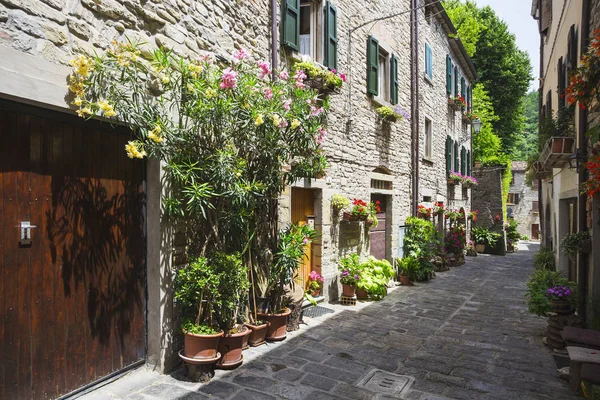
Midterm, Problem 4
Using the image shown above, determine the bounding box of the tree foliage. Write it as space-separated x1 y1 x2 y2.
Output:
472 83 501 163
513 91 539 160
444 1 533 153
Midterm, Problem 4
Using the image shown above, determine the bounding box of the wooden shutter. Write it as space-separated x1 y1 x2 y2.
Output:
541 0 552 35
466 85 470 111
546 91 552 118
324 1 338 69
446 55 452 95
390 54 398 105
558 57 566 108
461 77 466 98
454 140 459 172
567 25 577 69
461 146 466 175
282 0 300 50
367 36 379 96
425 43 432 79
467 150 471 175
445 136 452 173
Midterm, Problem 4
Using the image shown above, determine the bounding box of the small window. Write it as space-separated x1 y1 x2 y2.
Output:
424 118 432 159
299 0 320 59
532 201 539 211
378 48 390 102
533 180 539 190
507 193 520 205
425 43 432 80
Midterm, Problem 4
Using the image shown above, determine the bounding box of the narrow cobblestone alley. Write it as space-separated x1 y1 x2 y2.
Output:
79 243 575 400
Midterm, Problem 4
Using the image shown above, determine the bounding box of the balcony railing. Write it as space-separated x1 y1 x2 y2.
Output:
540 137 575 169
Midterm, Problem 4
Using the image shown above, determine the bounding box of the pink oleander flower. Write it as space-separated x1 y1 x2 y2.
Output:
220 67 237 89
279 70 289 80
282 99 292 111
278 118 288 128
303 237 309 245
264 87 274 100
233 48 250 61
309 270 324 283
294 69 307 88
316 126 327 144
311 106 324 116
340 73 347 82
258 61 271 79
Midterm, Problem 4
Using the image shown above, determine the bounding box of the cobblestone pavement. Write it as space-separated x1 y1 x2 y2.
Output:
77 242 576 400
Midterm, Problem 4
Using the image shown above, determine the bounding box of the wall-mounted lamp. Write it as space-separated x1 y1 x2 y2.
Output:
472 118 482 134
568 148 587 172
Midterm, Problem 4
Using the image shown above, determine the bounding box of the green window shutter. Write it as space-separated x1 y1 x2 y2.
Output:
467 150 471 175
446 55 452 95
367 36 379 96
425 43 432 79
461 146 466 175
445 136 452 173
466 85 470 111
461 77 466 98
323 1 338 69
282 0 300 50
453 66 458 97
390 54 398 105
454 141 459 172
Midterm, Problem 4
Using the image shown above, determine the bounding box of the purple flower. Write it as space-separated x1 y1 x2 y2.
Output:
354 275 360 280
341 270 349 276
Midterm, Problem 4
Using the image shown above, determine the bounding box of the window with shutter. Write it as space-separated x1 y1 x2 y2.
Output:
282 0 300 51
460 146 466 175
541 0 552 35
460 77 466 99
390 54 398 105
323 1 338 69
425 43 432 80
445 136 452 173
546 91 552 118
446 55 452 95
453 66 458 97
467 151 471 175
454 141 459 172
367 36 379 96
558 57 566 108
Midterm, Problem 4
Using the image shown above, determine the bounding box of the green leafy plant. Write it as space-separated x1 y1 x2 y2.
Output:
560 231 591 258
505 219 521 243
211 252 249 333
525 269 575 316
356 257 395 300
376 106 402 122
338 253 361 286
397 257 419 281
534 247 556 270
294 60 345 90
472 226 501 247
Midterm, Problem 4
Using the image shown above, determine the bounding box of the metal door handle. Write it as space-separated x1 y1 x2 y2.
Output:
20 221 36 244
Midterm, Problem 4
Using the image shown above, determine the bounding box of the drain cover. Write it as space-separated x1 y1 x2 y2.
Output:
357 369 414 395
302 305 335 318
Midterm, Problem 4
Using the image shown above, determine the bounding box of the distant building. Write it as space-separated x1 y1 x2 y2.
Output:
507 161 540 240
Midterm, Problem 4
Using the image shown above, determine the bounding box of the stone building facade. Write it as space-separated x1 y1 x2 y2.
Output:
0 0 475 396
507 161 540 239
531 0 600 329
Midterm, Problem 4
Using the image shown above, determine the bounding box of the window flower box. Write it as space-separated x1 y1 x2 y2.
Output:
540 137 575 169
294 61 345 95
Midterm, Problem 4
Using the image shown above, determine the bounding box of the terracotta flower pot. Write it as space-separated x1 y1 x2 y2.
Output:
216 326 249 369
551 299 572 315
258 308 291 341
343 211 359 221
475 244 486 253
356 288 369 299
241 326 251 350
183 330 224 360
341 284 356 297
245 322 269 347
399 275 411 285
310 288 321 297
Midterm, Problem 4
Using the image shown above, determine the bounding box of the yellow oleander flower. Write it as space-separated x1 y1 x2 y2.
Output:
82 107 92 115
205 88 217 98
125 141 146 159
272 114 281 127
97 100 110 111
291 119 301 129
254 114 264 126
243 101 251 109
161 75 170 84
70 55 93 77
187 83 194 93
151 125 161 134
104 107 116 117
73 97 82 106
148 131 163 143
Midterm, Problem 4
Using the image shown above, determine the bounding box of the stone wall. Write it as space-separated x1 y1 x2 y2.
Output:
508 167 540 239
472 166 506 255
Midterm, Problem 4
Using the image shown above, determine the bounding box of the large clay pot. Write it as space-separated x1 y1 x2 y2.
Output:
342 284 356 297
399 275 411 285
258 308 291 341
183 330 224 360
241 326 251 350
245 322 269 347
343 212 359 221
551 300 572 315
475 244 486 254
216 326 249 369
356 288 369 299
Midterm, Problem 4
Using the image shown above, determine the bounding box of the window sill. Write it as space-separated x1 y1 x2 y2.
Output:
288 51 325 70
421 158 434 166
423 74 433 86
372 96 394 110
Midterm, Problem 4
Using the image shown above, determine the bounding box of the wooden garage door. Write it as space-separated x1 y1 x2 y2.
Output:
0 101 146 400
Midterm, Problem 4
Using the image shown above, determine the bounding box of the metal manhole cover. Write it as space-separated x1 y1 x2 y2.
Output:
356 369 414 395
302 305 335 318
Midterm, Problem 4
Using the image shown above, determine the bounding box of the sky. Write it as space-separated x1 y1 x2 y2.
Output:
474 0 540 92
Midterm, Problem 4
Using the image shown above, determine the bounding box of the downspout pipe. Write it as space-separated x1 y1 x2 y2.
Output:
410 0 420 216
271 0 278 80
578 0 591 323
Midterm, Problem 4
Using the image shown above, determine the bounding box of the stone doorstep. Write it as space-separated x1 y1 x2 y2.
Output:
567 347 600 365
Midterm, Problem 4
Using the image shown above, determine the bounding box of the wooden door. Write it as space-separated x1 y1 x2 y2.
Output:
531 224 539 240
369 194 387 260
291 188 314 289
0 101 146 400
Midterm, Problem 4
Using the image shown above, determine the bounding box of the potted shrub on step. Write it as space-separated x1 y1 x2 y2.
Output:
174 257 223 364
472 226 500 253
306 270 324 297
397 257 418 285
338 253 361 297
546 285 576 315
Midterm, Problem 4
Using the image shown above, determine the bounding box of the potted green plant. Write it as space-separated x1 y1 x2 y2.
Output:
505 219 521 252
338 253 361 297
211 253 250 369
258 223 317 341
294 61 345 94
330 194 350 216
472 226 500 253
447 171 463 185
546 285 576 315
306 270 324 297
174 257 223 364
376 106 402 122
397 257 418 285
344 198 369 221
560 231 591 258
356 257 395 299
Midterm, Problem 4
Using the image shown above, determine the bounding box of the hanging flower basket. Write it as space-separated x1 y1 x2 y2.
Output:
304 76 341 95
343 211 359 221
